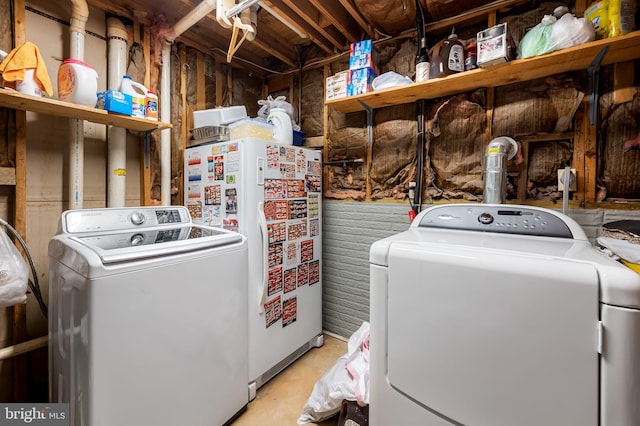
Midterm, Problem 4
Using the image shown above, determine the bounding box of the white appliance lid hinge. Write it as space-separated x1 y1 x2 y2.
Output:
597 321 604 354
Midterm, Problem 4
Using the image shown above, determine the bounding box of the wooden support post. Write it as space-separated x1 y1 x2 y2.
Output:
574 99 597 202
215 61 223 106
323 64 330 196
226 66 233 105
196 52 206 110
140 25 152 205
12 0 27 403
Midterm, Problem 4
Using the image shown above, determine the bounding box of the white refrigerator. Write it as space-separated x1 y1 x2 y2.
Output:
184 137 323 398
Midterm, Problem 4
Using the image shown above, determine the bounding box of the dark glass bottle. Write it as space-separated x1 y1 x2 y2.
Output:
416 36 430 82
415 0 430 82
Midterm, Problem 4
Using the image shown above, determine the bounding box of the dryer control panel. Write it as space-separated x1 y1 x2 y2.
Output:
416 204 578 239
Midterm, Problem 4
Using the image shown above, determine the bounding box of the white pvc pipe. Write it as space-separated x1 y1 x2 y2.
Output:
107 17 128 207
69 0 88 209
169 0 217 42
160 42 171 205
158 0 220 204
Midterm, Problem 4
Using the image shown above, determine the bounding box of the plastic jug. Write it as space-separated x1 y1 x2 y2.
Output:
15 68 40 96
145 91 158 121
58 59 98 106
120 75 147 118
267 107 293 145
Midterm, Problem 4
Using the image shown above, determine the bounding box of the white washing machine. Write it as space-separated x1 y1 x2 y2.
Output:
369 204 640 426
49 206 248 426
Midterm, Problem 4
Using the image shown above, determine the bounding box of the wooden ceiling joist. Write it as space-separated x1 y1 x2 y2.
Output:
309 0 362 43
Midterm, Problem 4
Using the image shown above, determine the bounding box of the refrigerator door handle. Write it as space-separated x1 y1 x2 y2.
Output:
258 201 268 314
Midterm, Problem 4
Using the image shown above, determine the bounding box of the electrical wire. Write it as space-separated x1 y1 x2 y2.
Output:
0 218 48 319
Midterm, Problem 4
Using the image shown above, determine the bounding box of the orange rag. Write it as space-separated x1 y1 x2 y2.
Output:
0 41 53 96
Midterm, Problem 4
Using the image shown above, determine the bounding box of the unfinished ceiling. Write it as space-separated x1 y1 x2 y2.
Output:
80 0 541 76
83 0 422 74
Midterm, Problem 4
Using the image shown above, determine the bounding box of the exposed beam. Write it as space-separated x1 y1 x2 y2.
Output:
251 36 298 68
178 32 267 78
279 0 346 49
309 0 361 42
262 0 338 54
337 0 376 39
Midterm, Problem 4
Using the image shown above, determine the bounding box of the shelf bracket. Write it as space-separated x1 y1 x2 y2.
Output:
358 100 373 148
587 46 609 126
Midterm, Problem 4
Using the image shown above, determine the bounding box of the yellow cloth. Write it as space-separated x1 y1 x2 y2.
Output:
0 41 53 96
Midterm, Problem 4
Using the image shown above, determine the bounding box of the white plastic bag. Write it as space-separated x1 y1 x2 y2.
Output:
0 227 28 308
372 71 412 91
297 322 370 424
518 14 595 58
257 95 293 118
551 13 596 50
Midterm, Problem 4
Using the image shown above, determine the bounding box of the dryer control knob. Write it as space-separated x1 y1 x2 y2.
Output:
478 212 494 225
130 212 146 225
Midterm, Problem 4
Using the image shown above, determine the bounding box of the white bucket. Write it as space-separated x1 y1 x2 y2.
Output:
58 59 98 106
16 69 41 96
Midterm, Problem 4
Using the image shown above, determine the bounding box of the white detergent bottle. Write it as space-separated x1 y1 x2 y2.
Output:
267 107 293 145
120 75 147 118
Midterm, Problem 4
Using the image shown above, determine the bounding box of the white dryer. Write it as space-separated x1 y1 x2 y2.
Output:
49 206 248 426
369 204 640 426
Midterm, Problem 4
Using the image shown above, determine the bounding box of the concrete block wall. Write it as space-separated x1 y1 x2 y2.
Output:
321 201 639 339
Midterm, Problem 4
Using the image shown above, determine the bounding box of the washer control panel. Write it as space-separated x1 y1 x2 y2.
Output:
417 204 575 238
63 206 191 234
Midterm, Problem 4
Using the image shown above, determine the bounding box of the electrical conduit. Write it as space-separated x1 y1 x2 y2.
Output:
69 0 89 209
107 17 128 207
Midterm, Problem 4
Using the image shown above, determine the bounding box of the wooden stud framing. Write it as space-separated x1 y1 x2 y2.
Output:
215 61 224 106
140 24 152 205
12 0 27 403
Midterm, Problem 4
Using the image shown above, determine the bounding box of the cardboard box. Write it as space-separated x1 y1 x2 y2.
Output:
349 39 380 73
477 23 509 67
96 90 132 115
326 71 349 101
348 67 377 96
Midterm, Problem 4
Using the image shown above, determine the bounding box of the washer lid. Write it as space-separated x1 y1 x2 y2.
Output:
71 225 243 264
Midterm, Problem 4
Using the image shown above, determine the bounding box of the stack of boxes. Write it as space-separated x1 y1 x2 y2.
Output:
325 39 380 100
348 39 379 96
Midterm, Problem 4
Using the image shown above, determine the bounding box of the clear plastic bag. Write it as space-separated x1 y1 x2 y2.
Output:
0 226 28 308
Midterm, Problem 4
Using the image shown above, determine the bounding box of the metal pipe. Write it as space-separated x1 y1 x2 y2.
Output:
483 136 518 204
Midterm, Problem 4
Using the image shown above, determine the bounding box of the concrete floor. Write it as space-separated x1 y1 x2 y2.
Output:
231 334 348 426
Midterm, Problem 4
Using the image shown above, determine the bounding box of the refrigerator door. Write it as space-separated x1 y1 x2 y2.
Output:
184 139 323 391
243 140 323 389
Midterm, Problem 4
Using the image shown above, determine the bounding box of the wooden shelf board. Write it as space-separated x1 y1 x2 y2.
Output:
326 31 640 113
0 89 172 132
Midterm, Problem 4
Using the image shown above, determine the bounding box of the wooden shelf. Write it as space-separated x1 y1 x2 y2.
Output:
0 89 172 132
326 31 640 113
